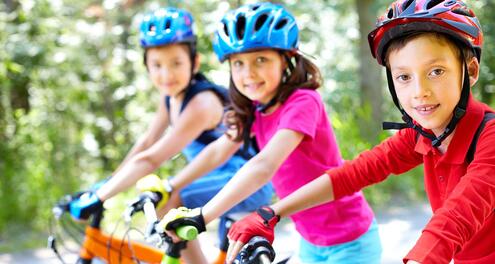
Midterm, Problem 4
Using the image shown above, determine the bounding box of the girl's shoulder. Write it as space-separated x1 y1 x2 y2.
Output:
186 74 228 105
284 88 323 108
287 88 321 101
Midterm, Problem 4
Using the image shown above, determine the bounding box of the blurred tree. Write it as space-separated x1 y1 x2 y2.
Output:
473 0 495 105
355 0 384 144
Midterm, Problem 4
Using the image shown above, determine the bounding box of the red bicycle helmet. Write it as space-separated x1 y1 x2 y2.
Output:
368 0 483 66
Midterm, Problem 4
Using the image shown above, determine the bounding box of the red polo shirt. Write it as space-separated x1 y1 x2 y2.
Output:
327 96 495 263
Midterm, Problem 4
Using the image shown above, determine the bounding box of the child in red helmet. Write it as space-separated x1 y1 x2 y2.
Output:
225 0 495 263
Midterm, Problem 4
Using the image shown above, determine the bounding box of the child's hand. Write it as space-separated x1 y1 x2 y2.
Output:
136 174 171 209
68 192 103 221
156 207 206 242
226 206 280 263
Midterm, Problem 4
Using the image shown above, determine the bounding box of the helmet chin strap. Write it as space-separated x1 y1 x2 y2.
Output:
383 61 470 148
174 44 198 99
255 53 295 113
255 97 278 113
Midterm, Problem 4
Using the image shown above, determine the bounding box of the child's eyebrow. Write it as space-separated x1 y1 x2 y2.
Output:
390 65 409 71
424 57 448 65
391 57 448 71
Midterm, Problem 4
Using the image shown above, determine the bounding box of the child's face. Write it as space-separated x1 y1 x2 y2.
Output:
229 49 286 104
146 44 194 96
388 34 468 136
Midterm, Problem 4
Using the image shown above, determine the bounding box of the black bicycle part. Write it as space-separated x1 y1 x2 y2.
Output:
126 191 163 217
49 192 105 264
126 191 189 260
237 236 276 264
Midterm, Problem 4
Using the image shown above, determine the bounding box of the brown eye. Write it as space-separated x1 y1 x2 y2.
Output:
231 60 242 68
396 74 410 82
256 57 267 63
430 69 444 77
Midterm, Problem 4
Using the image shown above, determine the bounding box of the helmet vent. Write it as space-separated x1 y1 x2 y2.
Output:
149 24 156 33
222 22 229 37
255 14 269 32
444 0 456 7
387 8 394 19
452 7 474 17
164 19 171 31
236 16 247 40
251 4 261 11
402 0 415 11
425 0 443 10
275 18 288 30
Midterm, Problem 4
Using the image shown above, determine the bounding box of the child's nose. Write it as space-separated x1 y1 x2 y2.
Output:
413 78 431 99
159 68 172 79
241 64 255 78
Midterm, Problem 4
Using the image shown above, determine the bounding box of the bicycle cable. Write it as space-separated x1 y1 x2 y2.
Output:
48 216 68 264
107 216 123 264
60 216 84 245
121 226 145 264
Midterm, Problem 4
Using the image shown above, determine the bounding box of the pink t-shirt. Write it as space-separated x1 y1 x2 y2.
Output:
252 89 374 246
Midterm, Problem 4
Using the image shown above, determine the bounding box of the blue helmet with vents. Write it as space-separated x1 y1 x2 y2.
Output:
140 7 196 48
213 2 299 62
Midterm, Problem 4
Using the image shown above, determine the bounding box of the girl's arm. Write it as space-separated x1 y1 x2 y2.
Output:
114 93 169 173
169 134 242 191
202 129 304 223
271 172 334 218
271 127 423 217
96 91 224 201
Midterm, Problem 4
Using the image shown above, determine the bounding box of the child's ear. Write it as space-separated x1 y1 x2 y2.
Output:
467 57 480 87
193 54 201 74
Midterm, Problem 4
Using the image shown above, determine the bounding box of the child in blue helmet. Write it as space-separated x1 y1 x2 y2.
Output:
68 7 273 263
158 2 382 264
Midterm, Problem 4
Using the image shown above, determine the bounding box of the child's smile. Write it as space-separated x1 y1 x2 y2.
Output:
413 103 440 116
243 81 264 93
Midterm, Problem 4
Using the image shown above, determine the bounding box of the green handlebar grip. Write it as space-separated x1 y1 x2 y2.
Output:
176 225 198 240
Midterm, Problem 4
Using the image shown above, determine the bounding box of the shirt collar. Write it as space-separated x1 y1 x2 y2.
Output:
414 95 486 164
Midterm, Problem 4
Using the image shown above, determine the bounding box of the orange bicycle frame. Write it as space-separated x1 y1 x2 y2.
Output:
79 226 163 264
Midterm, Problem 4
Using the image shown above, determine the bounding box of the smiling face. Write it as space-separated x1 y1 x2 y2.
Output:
388 33 476 136
229 49 287 104
145 44 196 96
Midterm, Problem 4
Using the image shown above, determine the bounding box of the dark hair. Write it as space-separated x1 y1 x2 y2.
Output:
225 51 322 142
384 31 476 67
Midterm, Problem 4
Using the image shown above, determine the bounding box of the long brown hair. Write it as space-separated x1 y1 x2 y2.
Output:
225 51 322 142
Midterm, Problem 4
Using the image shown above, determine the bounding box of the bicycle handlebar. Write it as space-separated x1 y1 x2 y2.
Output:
52 193 79 219
258 254 272 264
236 236 276 264
124 191 162 221
127 191 198 242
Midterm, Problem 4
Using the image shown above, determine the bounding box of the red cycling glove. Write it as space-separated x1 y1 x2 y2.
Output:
227 206 280 244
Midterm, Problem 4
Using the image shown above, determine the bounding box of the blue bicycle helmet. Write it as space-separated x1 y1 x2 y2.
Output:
213 2 299 62
140 7 196 48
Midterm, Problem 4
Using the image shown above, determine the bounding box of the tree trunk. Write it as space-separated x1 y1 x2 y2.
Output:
355 0 384 144
3 0 19 12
